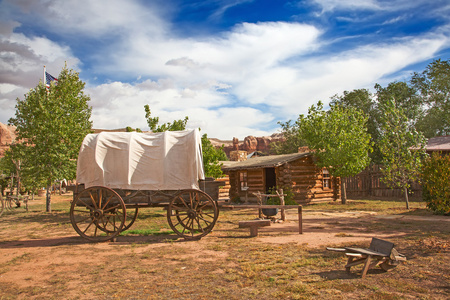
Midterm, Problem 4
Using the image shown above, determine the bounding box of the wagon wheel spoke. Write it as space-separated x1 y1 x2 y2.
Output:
175 195 190 210
76 197 95 211
70 186 126 242
170 205 189 212
82 219 96 234
101 195 114 210
88 192 99 210
103 204 122 212
167 189 219 240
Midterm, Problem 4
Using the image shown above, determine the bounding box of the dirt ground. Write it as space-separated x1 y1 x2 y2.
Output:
0 194 449 299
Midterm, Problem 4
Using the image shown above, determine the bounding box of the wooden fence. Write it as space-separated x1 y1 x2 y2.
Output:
343 165 422 199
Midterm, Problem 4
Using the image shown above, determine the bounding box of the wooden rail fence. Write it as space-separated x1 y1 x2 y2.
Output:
343 165 422 199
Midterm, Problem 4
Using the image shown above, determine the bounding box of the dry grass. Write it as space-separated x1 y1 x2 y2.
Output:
0 194 448 299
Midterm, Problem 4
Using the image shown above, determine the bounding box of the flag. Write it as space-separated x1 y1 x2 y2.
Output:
45 72 58 88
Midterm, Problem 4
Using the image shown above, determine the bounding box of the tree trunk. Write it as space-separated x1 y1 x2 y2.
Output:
404 186 410 210
341 181 347 204
46 186 51 212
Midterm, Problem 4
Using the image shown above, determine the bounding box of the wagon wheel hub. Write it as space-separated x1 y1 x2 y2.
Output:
92 209 104 219
187 209 197 219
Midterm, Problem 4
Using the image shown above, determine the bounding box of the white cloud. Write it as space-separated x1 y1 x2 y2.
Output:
1 0 449 140
0 20 80 123
309 0 381 13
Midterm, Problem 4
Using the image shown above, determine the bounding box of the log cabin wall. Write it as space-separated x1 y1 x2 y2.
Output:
227 169 264 202
225 154 340 204
277 155 340 204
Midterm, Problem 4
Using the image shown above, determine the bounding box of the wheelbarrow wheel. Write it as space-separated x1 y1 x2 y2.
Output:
380 260 398 271
70 186 126 242
167 189 219 240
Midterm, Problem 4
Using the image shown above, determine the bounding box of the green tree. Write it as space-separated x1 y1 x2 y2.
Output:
377 99 426 209
271 120 306 154
330 89 382 163
374 82 423 124
411 59 450 137
201 134 227 178
0 147 18 196
297 102 372 203
144 105 188 132
8 65 92 212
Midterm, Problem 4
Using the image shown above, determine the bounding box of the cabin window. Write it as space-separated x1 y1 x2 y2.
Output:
322 168 331 189
239 171 248 190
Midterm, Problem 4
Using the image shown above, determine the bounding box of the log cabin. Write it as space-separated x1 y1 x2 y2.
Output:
221 151 340 204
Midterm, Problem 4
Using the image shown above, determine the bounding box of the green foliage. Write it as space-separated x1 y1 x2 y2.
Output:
126 126 142 132
297 101 372 178
411 59 450 137
144 104 188 132
266 186 296 205
271 120 305 154
377 98 426 208
330 89 382 164
374 81 423 123
8 65 92 210
201 133 227 178
421 152 450 214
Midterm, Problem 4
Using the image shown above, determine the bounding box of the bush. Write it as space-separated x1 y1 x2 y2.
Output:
421 152 450 215
267 186 296 205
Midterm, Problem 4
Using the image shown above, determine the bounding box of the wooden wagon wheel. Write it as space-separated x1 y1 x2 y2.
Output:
70 186 126 242
167 189 219 240
96 206 138 233
120 207 139 232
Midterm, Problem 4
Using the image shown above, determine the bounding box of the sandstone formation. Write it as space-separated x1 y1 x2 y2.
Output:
210 133 284 158
0 122 17 158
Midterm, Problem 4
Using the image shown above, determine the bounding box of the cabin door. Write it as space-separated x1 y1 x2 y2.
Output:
265 167 276 193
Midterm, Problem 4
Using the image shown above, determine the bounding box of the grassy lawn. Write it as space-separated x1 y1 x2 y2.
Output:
0 194 448 299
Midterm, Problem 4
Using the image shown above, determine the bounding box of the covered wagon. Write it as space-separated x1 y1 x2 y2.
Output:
70 129 219 242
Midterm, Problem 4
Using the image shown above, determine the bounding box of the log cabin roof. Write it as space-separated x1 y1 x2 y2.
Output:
426 135 450 151
221 152 311 171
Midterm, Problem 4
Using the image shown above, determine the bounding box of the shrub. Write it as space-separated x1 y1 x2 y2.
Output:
421 152 450 215
267 186 296 205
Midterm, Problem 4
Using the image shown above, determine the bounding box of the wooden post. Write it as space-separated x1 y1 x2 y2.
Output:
298 205 303 234
277 189 286 221
254 191 263 218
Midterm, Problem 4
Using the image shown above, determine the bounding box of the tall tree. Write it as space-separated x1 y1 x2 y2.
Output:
374 81 423 125
297 102 372 203
411 59 450 137
9 65 92 212
330 89 381 163
377 99 426 209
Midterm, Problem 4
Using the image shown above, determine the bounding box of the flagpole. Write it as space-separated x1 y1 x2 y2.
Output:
43 65 46 87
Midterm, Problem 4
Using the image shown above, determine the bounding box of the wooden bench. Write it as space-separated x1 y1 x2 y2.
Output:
239 220 271 237
327 238 406 278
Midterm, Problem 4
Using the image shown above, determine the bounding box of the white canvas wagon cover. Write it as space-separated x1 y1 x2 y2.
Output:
76 129 205 190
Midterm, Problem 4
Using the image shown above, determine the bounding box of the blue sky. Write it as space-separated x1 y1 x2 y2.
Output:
1 0 449 139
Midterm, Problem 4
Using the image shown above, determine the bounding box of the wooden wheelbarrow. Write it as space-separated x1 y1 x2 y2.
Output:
327 238 406 278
